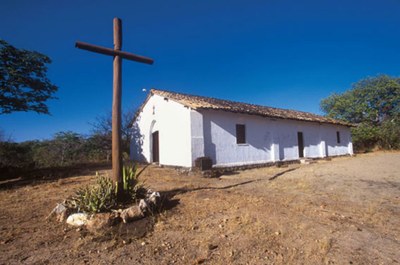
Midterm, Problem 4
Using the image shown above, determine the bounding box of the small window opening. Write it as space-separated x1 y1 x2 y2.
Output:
236 124 246 144
336 131 341 144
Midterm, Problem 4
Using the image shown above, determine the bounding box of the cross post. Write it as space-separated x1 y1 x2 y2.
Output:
75 18 153 198
112 18 122 196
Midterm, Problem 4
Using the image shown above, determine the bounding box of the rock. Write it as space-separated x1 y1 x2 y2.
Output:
115 190 161 224
208 244 218 250
144 191 161 213
120 205 145 223
139 199 149 214
66 213 88 227
47 203 70 222
197 258 207 264
86 213 117 233
58 210 70 222
147 191 161 206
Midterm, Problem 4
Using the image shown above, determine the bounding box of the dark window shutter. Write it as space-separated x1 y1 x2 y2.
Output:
236 124 246 144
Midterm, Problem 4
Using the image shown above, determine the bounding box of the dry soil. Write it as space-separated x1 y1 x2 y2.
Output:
0 151 399 264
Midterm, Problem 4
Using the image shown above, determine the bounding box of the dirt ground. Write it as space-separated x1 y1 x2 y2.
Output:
0 152 399 264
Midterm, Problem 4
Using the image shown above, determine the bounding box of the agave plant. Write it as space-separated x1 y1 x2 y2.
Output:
66 165 146 213
66 172 117 213
122 163 146 201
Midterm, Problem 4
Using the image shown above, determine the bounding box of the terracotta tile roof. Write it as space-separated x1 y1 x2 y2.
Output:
144 88 352 126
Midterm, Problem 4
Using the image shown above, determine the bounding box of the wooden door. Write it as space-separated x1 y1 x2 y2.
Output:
152 131 159 163
297 132 304 158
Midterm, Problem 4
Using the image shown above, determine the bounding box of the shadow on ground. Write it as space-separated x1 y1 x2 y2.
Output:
162 167 298 199
0 162 111 190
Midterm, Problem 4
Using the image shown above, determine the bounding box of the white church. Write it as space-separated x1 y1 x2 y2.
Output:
131 89 353 168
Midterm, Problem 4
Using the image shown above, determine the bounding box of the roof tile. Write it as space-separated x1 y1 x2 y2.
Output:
147 88 352 126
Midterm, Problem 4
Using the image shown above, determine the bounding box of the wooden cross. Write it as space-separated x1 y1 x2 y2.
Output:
75 18 153 196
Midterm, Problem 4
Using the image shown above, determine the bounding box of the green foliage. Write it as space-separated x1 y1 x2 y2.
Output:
321 75 400 125
351 117 400 150
53 131 85 166
0 129 129 172
0 39 58 114
378 116 400 149
122 163 146 201
0 106 137 171
32 131 85 167
350 124 380 151
83 133 112 162
321 75 400 151
66 165 145 213
0 141 34 168
66 173 117 213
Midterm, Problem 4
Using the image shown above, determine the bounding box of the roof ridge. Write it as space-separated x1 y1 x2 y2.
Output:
151 88 302 112
149 88 352 126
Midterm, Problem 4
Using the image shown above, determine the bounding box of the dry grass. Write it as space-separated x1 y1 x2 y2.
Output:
0 151 399 264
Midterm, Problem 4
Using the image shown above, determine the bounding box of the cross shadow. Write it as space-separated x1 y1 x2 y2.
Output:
268 167 297 180
135 164 149 178
161 167 298 200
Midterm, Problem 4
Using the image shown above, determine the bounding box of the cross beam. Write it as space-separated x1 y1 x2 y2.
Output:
75 18 153 197
75 41 153 64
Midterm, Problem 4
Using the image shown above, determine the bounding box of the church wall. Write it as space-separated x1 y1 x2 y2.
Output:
131 94 192 167
198 109 352 167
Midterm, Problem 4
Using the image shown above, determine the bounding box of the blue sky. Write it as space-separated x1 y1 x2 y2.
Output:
1 0 399 142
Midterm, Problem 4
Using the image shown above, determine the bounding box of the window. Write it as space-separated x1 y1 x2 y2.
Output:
236 124 246 144
336 131 341 144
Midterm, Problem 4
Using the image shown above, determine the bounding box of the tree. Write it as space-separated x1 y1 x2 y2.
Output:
0 39 58 114
321 75 400 124
83 133 112 161
0 141 34 169
32 132 85 167
321 75 400 150
53 131 85 165
90 109 136 157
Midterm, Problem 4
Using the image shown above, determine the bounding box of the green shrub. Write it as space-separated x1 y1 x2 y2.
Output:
351 116 400 152
121 163 146 201
351 123 380 151
66 165 146 214
379 117 400 149
0 141 34 168
66 173 117 213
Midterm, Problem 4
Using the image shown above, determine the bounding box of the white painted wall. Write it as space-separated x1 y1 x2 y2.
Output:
131 94 192 167
198 109 352 167
320 124 353 156
190 110 205 164
201 110 275 167
132 97 353 168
